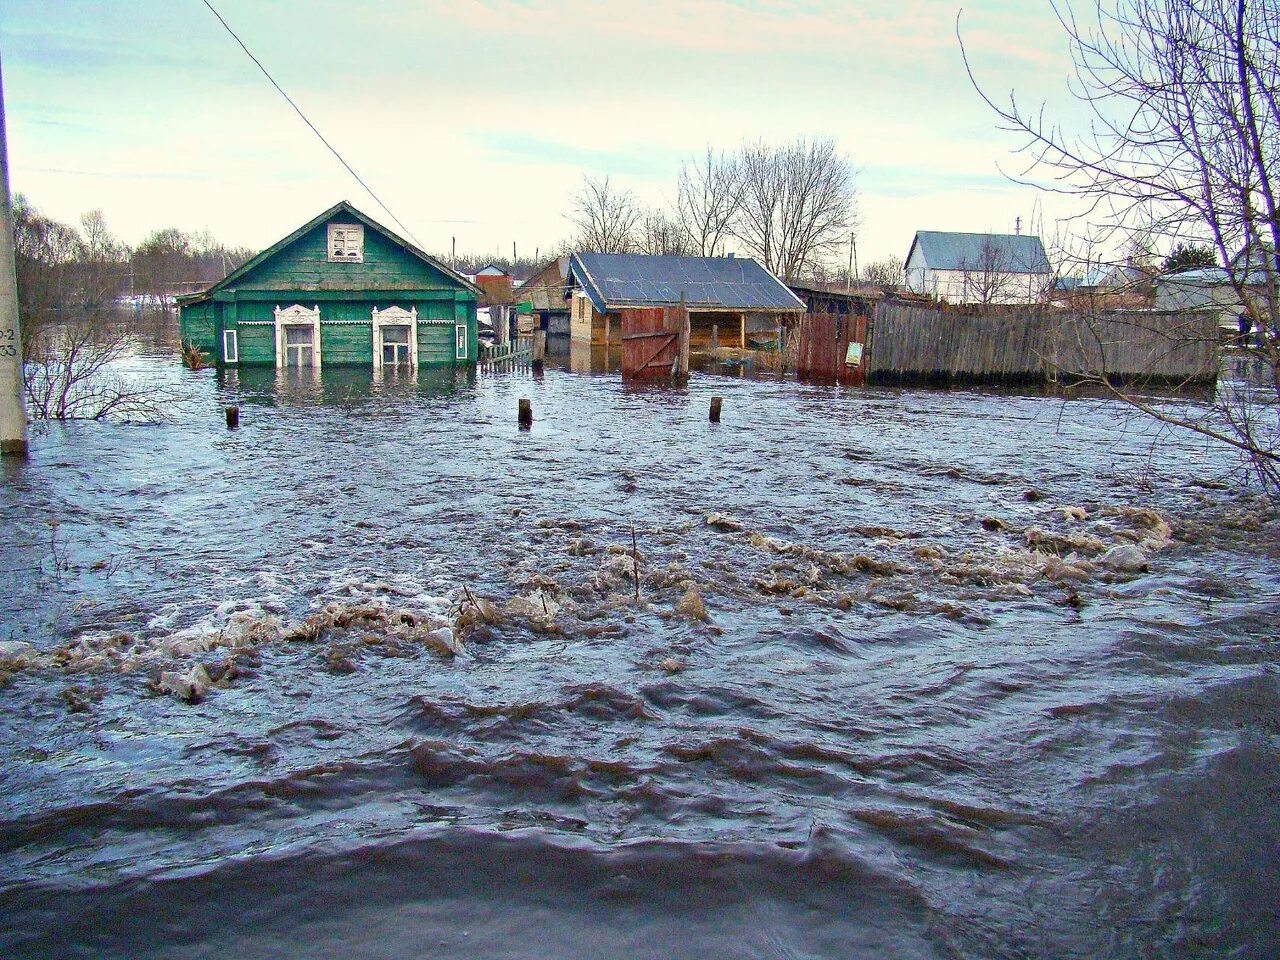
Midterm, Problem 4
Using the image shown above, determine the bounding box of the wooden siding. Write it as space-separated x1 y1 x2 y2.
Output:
180 301 217 357
232 215 461 293
179 210 477 367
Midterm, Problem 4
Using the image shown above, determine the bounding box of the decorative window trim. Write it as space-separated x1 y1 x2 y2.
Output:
327 223 364 263
455 322 468 361
273 303 322 369
223 328 239 364
372 305 419 371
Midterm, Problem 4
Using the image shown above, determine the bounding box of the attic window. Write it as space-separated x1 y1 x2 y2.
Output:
328 223 364 263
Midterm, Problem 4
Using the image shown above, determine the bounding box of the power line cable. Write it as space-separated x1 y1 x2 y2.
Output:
198 0 423 247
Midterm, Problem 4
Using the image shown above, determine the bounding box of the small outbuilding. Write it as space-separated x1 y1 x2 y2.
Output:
516 257 572 341
178 201 482 369
566 252 805 351
904 231 1051 305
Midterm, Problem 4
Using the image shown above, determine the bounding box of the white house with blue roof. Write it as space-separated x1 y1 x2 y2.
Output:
905 231 1053 304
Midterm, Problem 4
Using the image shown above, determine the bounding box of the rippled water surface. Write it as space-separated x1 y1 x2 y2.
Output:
1 351 1278 959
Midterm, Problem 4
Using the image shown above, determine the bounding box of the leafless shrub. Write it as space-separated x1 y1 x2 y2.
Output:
862 256 904 288
24 320 171 423
180 340 210 370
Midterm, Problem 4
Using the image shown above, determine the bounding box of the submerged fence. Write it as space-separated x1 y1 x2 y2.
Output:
864 303 1219 385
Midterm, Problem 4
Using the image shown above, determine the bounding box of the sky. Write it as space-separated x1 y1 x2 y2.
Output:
1 0 1093 267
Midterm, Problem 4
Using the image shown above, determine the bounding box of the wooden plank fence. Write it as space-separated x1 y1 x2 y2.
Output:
865 302 1218 385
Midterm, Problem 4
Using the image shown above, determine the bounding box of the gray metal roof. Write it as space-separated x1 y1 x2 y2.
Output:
909 231 1051 274
569 253 806 314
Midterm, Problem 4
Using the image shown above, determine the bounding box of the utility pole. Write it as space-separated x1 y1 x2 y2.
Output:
0 52 28 458
451 236 456 271
846 233 855 293
1015 216 1022 236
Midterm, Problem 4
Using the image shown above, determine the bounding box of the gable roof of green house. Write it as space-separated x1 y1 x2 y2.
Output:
178 200 482 306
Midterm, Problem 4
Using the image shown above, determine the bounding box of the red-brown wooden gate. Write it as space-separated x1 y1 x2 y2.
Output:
620 306 689 379
796 312 868 386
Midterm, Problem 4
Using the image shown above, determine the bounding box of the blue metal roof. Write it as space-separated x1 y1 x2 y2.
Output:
568 253 806 314
909 231 1051 274
1156 266 1270 285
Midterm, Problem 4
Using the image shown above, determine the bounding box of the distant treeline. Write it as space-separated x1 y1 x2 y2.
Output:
12 195 256 321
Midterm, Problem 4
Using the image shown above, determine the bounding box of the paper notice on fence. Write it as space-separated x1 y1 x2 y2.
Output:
845 342 864 366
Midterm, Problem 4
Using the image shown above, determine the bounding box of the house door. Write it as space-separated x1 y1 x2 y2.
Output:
381 325 411 366
284 324 316 367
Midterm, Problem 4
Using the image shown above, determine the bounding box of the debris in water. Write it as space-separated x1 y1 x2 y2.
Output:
1023 489 1045 502
705 513 744 532
157 663 212 704
60 685 104 713
674 585 709 621
424 627 465 657
1061 506 1088 521
1101 543 1149 573
1024 526 1107 555
0 641 36 670
1107 506 1174 550
980 517 1005 531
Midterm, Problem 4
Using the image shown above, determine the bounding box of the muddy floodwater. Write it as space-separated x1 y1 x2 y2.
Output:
1 351 1278 959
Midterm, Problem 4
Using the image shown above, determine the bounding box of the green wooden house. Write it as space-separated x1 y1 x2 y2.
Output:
178 201 482 369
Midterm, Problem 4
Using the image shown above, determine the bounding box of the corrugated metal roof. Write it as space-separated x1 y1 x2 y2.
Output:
910 231 1051 274
1155 266 1270 286
569 253 806 314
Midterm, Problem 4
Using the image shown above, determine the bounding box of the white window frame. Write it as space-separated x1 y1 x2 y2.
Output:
371 305 419 371
273 304 322 369
327 223 364 263
455 322 468 361
223 328 239 364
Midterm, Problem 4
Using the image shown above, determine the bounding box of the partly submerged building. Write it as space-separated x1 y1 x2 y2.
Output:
178 201 482 369
566 252 805 350
516 257 572 340
904 231 1052 304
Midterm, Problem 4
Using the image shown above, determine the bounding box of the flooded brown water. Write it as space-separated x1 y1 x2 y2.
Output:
0 349 1278 958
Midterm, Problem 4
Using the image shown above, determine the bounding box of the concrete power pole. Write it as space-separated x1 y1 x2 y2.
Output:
0 52 29 458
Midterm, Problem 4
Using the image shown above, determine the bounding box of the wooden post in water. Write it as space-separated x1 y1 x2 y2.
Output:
711 323 719 359
709 396 722 423
518 398 533 429
225 406 240 430
0 54 28 459
532 330 546 364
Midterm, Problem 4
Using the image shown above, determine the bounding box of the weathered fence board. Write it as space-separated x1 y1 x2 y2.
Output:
796 312 868 385
620 306 689 379
866 303 1218 385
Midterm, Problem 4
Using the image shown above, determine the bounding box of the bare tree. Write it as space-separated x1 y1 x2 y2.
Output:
675 148 741 256
79 210 128 312
732 137 856 282
862 256 905 287
568 175 642 253
637 208 692 257
957 240 1044 304
12 195 82 336
963 0 1280 490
